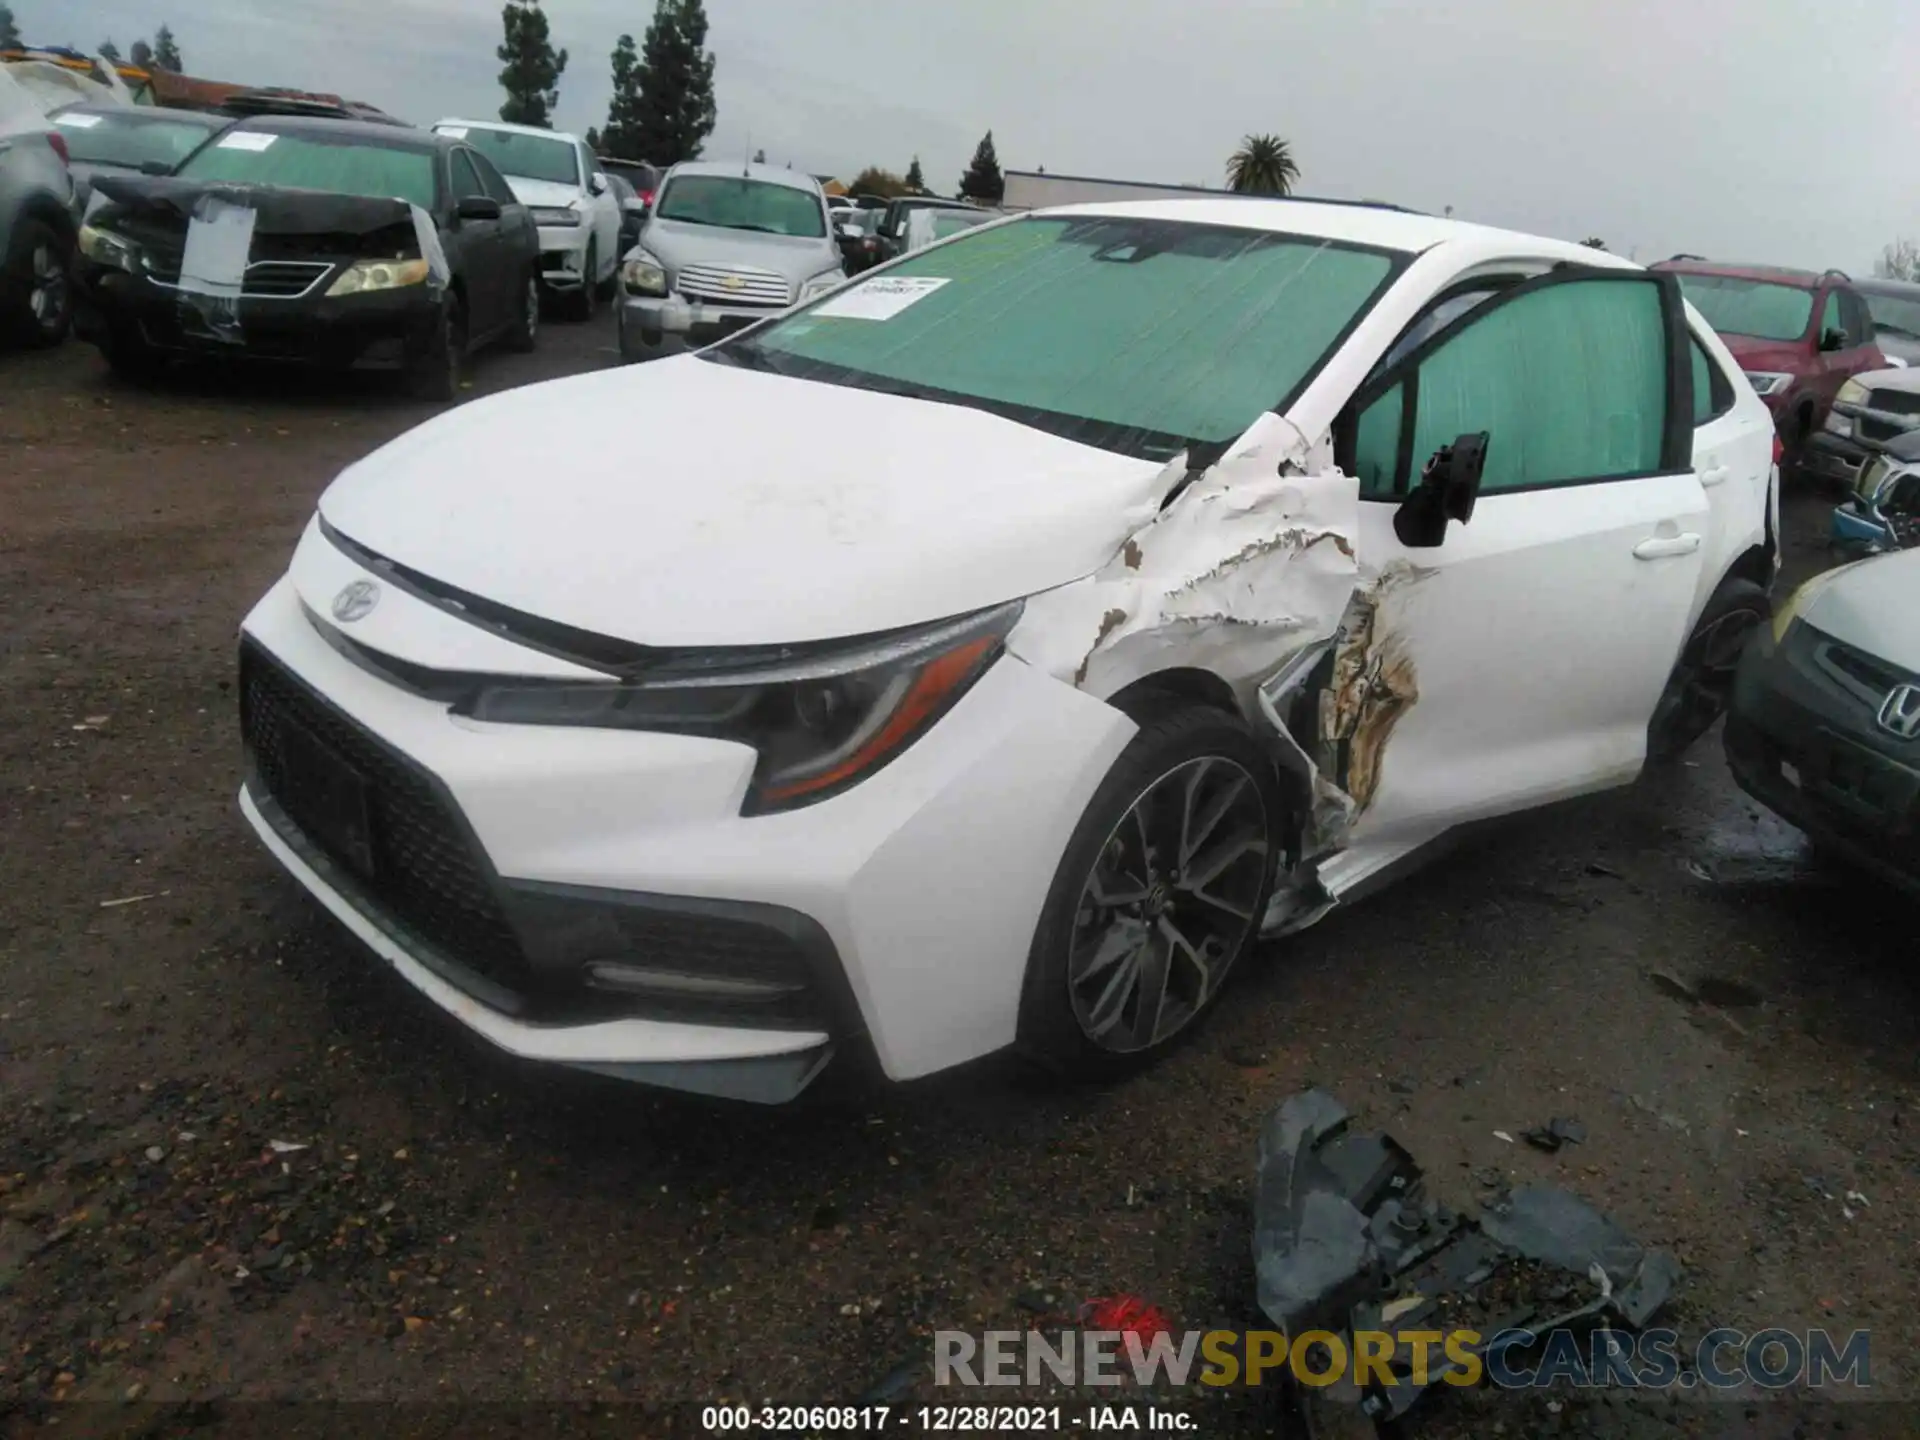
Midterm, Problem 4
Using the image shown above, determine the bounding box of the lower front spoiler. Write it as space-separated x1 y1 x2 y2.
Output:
238 783 835 1104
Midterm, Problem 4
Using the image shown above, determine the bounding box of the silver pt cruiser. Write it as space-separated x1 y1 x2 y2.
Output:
617 161 846 362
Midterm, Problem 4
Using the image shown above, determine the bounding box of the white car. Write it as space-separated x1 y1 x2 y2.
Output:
237 200 1779 1103
432 118 619 320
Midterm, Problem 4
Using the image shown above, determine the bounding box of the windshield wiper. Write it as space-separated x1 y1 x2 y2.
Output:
706 338 786 375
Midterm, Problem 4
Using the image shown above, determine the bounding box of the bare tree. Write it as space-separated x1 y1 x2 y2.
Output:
1878 238 1920 283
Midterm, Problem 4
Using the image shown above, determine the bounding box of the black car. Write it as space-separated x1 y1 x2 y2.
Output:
72 116 540 400
875 195 979 261
834 207 885 274
597 156 659 204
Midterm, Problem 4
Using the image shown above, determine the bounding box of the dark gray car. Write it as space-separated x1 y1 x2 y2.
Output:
0 67 78 346
50 103 229 207
1726 548 1920 898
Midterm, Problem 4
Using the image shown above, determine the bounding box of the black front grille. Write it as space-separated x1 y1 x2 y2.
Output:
1868 388 1920 417
239 640 532 990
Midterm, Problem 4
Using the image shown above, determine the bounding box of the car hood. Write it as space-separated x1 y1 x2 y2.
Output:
640 216 838 281
502 176 581 210
87 174 428 248
1852 364 1920 397
1719 334 1806 373
316 356 1172 649
1806 549 1920 673
1873 331 1920 366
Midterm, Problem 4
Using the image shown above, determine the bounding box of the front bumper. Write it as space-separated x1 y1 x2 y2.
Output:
235 527 1136 1099
536 224 591 290
1802 430 1869 488
74 263 440 367
618 291 784 357
1829 500 1898 552
1723 624 1920 901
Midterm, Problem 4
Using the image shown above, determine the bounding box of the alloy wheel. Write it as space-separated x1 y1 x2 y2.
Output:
1067 755 1269 1053
525 276 540 344
29 242 67 326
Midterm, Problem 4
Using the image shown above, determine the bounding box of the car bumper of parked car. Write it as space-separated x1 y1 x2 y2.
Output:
73 264 442 368
1829 500 1898 552
1723 624 1920 901
1801 430 1870 488
536 225 593 290
618 292 787 359
234 534 1136 1100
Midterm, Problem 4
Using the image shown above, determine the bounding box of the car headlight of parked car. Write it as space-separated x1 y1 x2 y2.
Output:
798 270 845 302
530 206 581 227
620 252 667 297
1771 562 1863 643
461 600 1022 814
1835 378 1870 408
326 259 431 298
77 222 141 272
1744 372 1792 398
1853 453 1908 509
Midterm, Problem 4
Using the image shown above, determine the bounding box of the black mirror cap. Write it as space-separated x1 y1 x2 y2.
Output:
456 195 503 221
139 159 173 176
1393 432 1490 548
1820 328 1848 352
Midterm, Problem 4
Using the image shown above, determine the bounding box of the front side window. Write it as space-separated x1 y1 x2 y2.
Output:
653 176 827 238
1350 276 1672 497
459 127 579 186
449 150 486 202
1673 273 1813 343
726 215 1400 460
1820 291 1843 344
467 150 518 206
176 131 437 209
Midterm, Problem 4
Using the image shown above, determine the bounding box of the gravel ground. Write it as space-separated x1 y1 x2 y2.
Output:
2 317 1916 1439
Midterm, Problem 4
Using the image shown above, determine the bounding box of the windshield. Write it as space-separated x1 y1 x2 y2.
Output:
723 215 1398 460
1863 291 1920 340
459 127 578 186
1672 273 1814 343
177 130 437 208
654 175 826 237
53 108 219 170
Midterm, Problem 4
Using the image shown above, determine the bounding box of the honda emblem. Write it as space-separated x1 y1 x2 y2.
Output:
1878 683 1920 740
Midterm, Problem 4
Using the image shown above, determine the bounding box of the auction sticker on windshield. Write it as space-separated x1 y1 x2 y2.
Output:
216 132 278 152
814 276 949 321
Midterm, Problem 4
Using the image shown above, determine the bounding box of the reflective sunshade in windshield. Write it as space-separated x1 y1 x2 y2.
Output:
177 131 437 209
461 127 578 185
53 109 220 170
1672 274 1814 343
730 216 1398 460
655 176 826 238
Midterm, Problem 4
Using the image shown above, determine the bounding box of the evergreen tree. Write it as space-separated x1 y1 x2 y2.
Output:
957 131 1002 203
585 126 602 151
130 38 153 67
904 156 925 193
599 34 643 157
628 0 717 166
99 39 122 62
151 23 181 70
497 1 567 128
0 6 23 48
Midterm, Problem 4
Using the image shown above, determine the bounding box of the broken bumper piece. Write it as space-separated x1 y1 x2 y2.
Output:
1253 1089 1680 1424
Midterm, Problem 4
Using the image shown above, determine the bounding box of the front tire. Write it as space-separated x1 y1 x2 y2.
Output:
1647 577 1772 761
1017 703 1283 1079
566 245 598 321
406 296 465 403
506 271 539 353
3 219 74 348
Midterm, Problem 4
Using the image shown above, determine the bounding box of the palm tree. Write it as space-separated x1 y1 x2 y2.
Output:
1225 135 1300 196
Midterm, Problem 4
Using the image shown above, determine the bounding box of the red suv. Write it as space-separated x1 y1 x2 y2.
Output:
1651 258 1884 466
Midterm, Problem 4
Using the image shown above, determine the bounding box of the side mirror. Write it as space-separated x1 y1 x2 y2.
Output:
1819 327 1847 352
139 159 172 176
1394 432 1489 548
589 173 610 196
456 195 502 221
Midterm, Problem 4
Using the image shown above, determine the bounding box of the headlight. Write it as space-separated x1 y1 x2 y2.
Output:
1887 355 1911 369
1836 378 1870 408
531 206 581 227
798 270 844 302
1772 563 1862 643
326 259 430 297
1745 372 1792 398
620 252 667 297
1855 453 1904 508
462 601 1021 813
77 222 140 272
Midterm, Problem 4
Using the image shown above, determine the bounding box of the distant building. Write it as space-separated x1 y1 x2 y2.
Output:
1001 169 1235 211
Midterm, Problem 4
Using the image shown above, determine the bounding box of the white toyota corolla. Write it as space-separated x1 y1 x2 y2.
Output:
238 199 1780 1102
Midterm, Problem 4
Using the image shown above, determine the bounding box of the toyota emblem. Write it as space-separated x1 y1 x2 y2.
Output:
1878 683 1920 741
331 579 381 624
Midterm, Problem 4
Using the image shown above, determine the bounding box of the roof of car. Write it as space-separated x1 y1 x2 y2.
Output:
55 100 224 125
1648 258 1840 289
664 159 823 194
435 116 584 145
227 114 445 151
1029 197 1638 266
1854 276 1920 298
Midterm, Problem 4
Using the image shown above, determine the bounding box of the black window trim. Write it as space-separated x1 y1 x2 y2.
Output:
1338 263 1694 500
1689 330 1736 425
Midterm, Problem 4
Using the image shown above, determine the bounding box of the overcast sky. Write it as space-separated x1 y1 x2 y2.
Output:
35 0 1920 270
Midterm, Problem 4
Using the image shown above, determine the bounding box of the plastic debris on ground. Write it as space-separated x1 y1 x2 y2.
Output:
1252 1088 1680 1426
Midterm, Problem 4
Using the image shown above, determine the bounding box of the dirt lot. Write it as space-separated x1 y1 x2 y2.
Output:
2 318 1916 1439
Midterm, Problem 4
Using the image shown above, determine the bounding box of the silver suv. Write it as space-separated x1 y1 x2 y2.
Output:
0 67 78 347
617 161 845 362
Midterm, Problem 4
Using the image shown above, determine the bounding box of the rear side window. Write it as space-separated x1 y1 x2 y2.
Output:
1690 337 1735 424
1351 277 1672 497
467 150 518 206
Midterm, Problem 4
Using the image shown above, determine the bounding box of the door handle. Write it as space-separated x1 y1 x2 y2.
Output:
1634 533 1703 560
1698 464 1730 487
